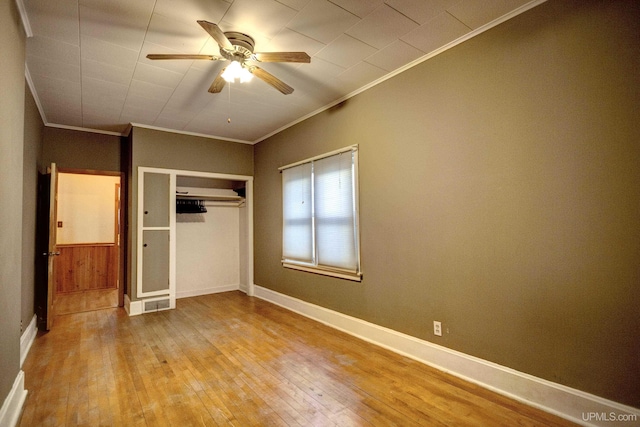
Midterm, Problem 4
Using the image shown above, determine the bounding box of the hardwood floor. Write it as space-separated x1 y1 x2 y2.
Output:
19 291 577 426
54 288 118 315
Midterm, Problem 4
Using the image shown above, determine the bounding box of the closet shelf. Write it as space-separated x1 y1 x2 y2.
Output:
177 193 243 201
176 187 244 205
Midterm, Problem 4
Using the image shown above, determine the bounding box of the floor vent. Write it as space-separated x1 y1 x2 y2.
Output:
142 297 171 313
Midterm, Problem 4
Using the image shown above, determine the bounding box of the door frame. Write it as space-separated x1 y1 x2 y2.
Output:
168 167 254 298
57 168 125 307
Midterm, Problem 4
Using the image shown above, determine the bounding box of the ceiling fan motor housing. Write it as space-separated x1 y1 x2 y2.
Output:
220 32 256 61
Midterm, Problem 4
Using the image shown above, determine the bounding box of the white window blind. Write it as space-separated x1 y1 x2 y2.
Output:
280 146 361 281
282 162 313 263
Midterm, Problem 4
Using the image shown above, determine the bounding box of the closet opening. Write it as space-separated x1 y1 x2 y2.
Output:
134 167 253 315
175 175 251 299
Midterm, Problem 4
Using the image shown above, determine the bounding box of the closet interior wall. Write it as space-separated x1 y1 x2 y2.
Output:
175 176 247 299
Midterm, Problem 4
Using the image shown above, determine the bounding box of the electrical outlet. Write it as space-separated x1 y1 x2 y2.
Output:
434 321 442 337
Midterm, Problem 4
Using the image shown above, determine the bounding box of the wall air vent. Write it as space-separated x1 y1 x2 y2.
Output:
142 297 171 313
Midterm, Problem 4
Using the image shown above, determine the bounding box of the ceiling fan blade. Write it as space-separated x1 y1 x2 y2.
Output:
251 66 294 95
208 68 227 93
147 54 218 60
254 52 311 63
197 20 233 50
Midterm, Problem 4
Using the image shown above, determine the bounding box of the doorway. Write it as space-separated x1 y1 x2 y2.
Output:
53 169 124 315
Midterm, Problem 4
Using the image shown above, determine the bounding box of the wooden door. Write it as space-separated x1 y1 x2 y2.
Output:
35 163 58 331
46 164 59 330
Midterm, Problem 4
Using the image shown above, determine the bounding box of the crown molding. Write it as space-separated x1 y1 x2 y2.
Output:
24 65 47 125
45 123 125 137
15 0 33 37
129 123 253 145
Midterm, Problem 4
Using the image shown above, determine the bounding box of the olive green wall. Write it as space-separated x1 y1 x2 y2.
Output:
42 127 121 172
131 127 253 175
22 85 44 334
0 0 25 404
253 0 639 407
128 126 253 300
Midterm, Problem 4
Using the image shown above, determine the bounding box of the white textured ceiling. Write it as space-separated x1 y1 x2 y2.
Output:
20 0 541 143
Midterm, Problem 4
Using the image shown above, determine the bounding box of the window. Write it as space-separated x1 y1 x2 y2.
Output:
280 146 361 281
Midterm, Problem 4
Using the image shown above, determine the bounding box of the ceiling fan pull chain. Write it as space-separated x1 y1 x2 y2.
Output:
227 82 232 124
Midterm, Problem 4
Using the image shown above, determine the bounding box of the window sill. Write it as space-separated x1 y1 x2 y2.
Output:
282 262 362 282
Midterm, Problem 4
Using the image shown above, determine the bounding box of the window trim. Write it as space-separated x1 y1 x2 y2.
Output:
278 145 358 172
282 261 363 281
279 145 362 281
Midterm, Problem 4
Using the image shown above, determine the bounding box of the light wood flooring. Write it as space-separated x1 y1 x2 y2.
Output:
19 291 578 426
54 288 118 315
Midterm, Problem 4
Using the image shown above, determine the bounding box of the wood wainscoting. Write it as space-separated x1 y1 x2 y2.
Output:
55 243 118 293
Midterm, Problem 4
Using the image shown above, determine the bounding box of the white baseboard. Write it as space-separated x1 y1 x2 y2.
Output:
253 285 639 427
239 282 248 294
176 284 239 299
124 294 142 316
0 371 27 427
20 314 37 368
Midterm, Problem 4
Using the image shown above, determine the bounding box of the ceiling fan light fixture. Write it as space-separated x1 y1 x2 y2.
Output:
240 66 253 83
222 60 253 83
149 22 305 94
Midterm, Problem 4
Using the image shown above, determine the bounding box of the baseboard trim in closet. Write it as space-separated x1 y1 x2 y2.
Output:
176 284 239 299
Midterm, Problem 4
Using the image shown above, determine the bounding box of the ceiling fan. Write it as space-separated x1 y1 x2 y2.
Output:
147 21 310 95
